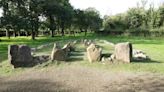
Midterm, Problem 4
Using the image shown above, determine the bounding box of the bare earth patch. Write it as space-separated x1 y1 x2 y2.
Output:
0 65 164 92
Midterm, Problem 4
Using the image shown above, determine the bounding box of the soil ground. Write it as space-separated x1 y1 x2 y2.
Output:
0 65 164 92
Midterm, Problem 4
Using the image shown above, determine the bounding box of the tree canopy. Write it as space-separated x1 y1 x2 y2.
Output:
0 0 164 39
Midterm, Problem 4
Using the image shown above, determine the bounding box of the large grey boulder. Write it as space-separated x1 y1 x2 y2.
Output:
87 44 102 63
8 45 34 67
114 42 132 63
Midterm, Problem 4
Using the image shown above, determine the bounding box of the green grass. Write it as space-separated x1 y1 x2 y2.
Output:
0 34 164 76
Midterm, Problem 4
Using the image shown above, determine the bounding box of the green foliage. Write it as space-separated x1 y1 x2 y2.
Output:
0 0 102 38
0 0 164 38
103 14 127 32
84 8 102 32
102 2 164 36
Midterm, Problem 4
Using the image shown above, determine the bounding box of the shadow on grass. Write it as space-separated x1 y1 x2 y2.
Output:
101 53 112 58
67 50 85 62
70 52 84 57
67 57 84 62
0 79 76 92
132 60 162 64
101 52 162 64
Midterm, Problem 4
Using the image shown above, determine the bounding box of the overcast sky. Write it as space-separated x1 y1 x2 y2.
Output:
70 0 164 16
0 0 163 17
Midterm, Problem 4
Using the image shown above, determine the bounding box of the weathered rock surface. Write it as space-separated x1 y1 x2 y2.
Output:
110 54 115 60
87 44 102 63
114 42 132 63
8 45 34 67
69 41 77 51
33 55 49 64
101 57 113 64
62 43 71 56
83 39 94 47
51 43 68 61
133 50 150 61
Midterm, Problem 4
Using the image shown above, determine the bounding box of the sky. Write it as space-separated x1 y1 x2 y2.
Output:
0 0 163 17
70 0 164 16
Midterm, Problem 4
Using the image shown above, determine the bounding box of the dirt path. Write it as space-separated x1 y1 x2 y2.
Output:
0 65 164 92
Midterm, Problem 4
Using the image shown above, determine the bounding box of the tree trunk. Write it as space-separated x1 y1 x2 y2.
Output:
51 30 54 37
6 29 10 39
42 31 44 36
31 29 35 40
80 28 83 33
61 22 64 36
35 25 39 37
61 27 64 36
57 25 60 35
85 29 87 36
35 30 39 37
18 30 21 36
14 30 17 37
25 31 28 37
49 15 56 37
73 30 75 37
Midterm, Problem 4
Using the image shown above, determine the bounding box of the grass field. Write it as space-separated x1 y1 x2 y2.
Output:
0 35 164 76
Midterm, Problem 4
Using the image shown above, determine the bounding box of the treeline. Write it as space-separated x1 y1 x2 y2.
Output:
103 1 164 36
0 0 164 39
0 0 102 39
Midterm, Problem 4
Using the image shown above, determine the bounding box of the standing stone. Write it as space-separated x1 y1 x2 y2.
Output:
114 42 132 63
53 43 60 49
84 39 88 47
51 49 67 61
69 41 77 51
87 44 102 63
63 43 72 56
8 45 33 67
63 43 71 52
73 40 77 44
51 43 67 61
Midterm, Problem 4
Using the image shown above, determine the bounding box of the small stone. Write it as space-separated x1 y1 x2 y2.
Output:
107 57 112 61
110 54 115 60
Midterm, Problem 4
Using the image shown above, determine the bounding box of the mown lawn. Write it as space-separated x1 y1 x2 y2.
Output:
0 35 164 76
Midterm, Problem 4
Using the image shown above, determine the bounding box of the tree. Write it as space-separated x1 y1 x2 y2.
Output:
0 0 42 40
41 0 61 37
103 14 127 32
83 7 102 36
158 4 164 27
73 9 86 33
0 0 12 39
126 8 144 29
57 0 74 36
